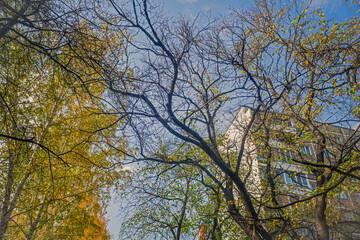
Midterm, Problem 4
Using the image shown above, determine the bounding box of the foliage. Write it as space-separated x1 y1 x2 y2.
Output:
0 17 127 240
223 0 360 238
2 0 359 239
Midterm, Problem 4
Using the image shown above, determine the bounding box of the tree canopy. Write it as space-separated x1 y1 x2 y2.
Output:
1 0 359 239
0 2 128 239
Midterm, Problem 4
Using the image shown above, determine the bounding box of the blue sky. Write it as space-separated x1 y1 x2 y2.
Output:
157 0 249 16
154 0 359 20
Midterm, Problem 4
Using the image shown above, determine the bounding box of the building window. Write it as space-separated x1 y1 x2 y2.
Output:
298 174 309 187
337 190 347 199
284 172 293 184
281 172 309 187
279 150 297 162
324 150 330 158
299 146 311 155
273 169 284 182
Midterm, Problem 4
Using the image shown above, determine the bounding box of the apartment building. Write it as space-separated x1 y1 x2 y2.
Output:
225 106 360 239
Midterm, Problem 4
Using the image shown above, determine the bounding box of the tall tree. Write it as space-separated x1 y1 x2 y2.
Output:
0 18 126 240
222 0 360 239
84 0 274 238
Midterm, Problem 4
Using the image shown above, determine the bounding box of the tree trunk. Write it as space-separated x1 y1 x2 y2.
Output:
176 178 190 240
315 194 329 240
314 133 329 240
0 150 14 240
224 179 272 240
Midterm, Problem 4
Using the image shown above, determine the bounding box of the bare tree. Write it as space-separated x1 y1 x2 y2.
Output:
78 0 360 239
83 0 280 239
0 0 46 39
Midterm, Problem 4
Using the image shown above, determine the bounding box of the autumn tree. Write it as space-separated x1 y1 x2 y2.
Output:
219 0 360 239
3 0 357 239
0 1 128 239
0 34 126 239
